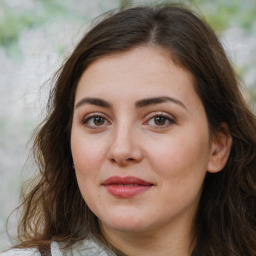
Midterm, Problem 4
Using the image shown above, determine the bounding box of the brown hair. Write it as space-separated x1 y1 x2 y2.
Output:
12 4 256 255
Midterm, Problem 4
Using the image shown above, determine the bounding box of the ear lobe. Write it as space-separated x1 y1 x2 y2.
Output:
207 123 232 173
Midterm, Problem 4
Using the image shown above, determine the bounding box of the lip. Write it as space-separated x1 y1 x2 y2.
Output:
102 176 153 198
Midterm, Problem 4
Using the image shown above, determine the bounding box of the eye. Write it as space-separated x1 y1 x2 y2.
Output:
151 116 168 126
145 113 175 128
82 114 110 128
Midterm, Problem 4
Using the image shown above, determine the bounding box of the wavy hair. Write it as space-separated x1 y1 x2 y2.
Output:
12 4 256 255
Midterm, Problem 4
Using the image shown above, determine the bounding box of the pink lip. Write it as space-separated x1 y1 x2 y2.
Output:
102 176 153 198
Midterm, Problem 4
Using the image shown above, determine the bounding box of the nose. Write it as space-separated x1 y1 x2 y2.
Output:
107 124 143 166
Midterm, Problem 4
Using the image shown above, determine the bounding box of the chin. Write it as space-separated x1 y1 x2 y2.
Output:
99 212 148 233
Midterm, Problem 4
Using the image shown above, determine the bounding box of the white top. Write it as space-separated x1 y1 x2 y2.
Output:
0 239 113 256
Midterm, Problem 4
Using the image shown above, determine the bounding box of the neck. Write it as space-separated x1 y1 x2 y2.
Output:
100 218 195 256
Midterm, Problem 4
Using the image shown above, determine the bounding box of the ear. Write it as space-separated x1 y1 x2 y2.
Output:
207 122 232 173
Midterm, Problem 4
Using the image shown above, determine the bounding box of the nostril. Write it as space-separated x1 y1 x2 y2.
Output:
109 156 136 166
107 140 143 165
110 158 116 163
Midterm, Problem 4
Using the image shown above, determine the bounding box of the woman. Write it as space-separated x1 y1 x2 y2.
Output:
2 4 256 256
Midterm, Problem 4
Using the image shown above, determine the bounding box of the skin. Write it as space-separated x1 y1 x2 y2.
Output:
71 46 232 256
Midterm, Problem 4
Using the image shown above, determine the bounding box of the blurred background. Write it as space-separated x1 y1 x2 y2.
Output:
0 0 255 251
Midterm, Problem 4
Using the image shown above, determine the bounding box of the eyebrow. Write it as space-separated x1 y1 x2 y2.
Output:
135 96 187 110
75 97 112 109
75 96 187 110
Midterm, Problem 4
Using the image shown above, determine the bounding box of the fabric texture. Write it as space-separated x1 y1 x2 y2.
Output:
0 238 113 256
0 248 40 256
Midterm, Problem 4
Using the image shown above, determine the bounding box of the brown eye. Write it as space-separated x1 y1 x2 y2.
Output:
82 115 109 128
146 114 175 128
93 116 105 126
154 116 167 126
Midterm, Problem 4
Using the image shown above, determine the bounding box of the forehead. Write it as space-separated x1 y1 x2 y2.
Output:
75 46 200 108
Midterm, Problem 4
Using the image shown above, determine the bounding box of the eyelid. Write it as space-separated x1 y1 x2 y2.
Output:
81 112 111 128
143 112 176 127
144 111 176 121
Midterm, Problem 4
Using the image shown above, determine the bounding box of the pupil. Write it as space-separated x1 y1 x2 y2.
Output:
154 116 165 125
94 117 104 125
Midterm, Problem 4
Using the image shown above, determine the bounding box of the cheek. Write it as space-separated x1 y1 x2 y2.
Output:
147 135 209 216
70 131 108 201
71 134 105 207
71 132 106 171
146 130 210 188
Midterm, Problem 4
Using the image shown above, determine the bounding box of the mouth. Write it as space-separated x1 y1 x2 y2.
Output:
102 176 153 198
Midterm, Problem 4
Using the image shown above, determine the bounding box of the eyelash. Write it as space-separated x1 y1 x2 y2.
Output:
144 113 176 128
81 112 176 129
81 113 110 129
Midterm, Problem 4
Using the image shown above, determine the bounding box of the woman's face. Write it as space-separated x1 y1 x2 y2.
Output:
71 46 215 237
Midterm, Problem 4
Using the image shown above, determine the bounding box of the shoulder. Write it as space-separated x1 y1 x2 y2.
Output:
0 242 62 256
0 248 40 256
1 239 112 256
